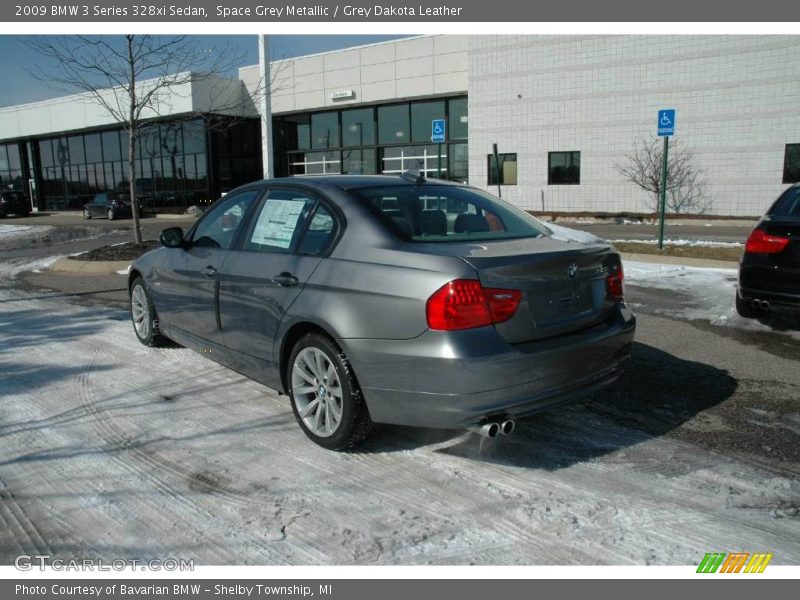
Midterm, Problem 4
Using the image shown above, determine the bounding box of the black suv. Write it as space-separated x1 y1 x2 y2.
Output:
737 184 800 317
0 191 31 218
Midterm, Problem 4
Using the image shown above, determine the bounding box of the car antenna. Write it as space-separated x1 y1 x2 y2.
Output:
401 168 426 185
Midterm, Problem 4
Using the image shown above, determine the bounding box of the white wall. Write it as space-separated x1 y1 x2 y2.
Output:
239 35 469 115
0 74 252 140
468 35 800 216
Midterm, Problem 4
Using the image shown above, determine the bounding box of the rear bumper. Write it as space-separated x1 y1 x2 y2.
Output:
341 305 636 429
739 263 800 309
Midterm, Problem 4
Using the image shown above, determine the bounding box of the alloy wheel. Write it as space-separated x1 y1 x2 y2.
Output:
131 284 151 339
291 347 343 438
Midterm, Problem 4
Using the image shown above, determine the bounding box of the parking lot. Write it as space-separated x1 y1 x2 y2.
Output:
1 214 799 565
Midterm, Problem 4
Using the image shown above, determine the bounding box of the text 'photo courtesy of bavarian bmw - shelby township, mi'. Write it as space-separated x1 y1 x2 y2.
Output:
0 32 799 568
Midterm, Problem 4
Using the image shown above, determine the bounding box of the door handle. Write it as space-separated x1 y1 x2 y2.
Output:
201 266 217 278
272 272 299 287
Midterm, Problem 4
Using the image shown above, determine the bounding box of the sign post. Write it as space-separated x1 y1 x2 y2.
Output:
431 119 446 179
492 143 502 198
656 109 675 250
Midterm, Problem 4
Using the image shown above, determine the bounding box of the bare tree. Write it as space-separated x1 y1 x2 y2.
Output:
25 35 266 244
616 138 711 214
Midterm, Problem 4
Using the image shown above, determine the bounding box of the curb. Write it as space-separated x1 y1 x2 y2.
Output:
50 257 131 275
621 252 738 270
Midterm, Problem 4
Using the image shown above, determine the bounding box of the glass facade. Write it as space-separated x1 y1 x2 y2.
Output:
273 96 468 182
30 117 260 211
0 143 25 193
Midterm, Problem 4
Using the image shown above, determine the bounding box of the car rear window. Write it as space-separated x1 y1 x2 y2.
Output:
770 186 800 216
350 184 549 242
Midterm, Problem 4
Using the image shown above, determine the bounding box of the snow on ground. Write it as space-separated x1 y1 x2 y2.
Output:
0 224 52 238
625 260 800 339
0 255 63 278
1 286 799 565
612 239 743 247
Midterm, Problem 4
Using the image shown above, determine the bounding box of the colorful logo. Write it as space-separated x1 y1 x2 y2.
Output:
697 552 773 573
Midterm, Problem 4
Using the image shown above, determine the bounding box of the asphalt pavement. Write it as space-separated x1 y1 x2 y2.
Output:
0 210 798 565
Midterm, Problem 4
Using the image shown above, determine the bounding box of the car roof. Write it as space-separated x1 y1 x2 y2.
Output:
243 174 466 192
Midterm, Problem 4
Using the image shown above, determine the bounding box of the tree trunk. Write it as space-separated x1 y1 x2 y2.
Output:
127 35 143 246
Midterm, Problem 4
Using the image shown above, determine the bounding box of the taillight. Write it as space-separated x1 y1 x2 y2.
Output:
745 228 790 254
426 279 521 331
607 264 624 301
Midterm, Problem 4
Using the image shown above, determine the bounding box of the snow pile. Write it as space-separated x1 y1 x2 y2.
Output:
0 224 52 238
625 260 799 338
612 238 743 248
0 255 63 278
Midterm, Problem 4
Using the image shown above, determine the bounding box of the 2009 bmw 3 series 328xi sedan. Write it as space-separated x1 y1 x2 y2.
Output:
128 174 636 449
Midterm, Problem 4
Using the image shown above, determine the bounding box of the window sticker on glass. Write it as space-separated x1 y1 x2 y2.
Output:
251 199 306 249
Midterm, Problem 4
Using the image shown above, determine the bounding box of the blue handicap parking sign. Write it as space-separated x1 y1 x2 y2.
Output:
658 109 676 137
431 119 446 143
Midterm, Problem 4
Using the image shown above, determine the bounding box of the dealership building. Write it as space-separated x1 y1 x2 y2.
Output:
1 35 799 216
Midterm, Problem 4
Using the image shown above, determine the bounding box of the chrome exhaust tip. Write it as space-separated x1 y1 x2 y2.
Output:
499 420 516 435
468 422 500 438
751 299 771 310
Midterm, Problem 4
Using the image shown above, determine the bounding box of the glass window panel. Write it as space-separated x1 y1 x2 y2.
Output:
448 143 468 183
182 121 206 155
38 139 54 168
53 138 69 166
783 144 800 184
67 136 85 164
160 123 183 157
411 100 445 144
378 105 410 145
299 203 336 256
487 153 518 186
192 191 259 250
102 130 121 162
139 127 161 159
341 108 374 147
6 144 22 171
448 98 468 140
0 145 8 171
548 151 580 185
311 112 339 149
85 133 103 163
342 148 376 175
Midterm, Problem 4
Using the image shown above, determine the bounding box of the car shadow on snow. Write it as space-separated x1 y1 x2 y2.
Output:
359 342 738 470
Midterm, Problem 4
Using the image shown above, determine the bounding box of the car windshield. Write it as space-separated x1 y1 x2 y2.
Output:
770 186 800 217
351 184 550 242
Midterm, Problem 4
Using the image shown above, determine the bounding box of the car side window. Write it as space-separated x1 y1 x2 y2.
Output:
298 204 336 256
191 191 259 250
243 189 317 253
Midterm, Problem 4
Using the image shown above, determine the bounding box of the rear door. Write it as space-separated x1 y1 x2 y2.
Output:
152 190 260 343
219 188 340 369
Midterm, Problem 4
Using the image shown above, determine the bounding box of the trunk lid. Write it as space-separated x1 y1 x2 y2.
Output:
412 235 620 343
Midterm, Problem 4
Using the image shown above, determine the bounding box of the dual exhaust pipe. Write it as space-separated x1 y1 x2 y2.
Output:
751 299 771 310
468 419 516 439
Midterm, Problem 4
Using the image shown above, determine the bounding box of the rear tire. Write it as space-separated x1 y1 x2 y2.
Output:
130 276 168 347
287 333 373 450
735 292 763 319
83 208 91 219
107 208 115 220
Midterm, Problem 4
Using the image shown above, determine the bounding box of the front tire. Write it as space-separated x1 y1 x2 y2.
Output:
83 208 91 219
107 208 115 220
130 277 168 347
735 292 763 319
287 333 373 450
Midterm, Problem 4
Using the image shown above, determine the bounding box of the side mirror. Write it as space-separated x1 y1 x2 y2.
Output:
160 227 185 248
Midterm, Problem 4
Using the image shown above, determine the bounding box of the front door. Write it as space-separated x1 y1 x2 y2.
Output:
151 190 260 344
